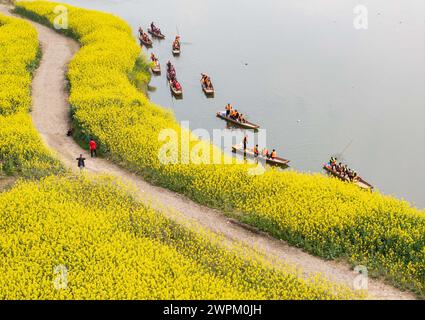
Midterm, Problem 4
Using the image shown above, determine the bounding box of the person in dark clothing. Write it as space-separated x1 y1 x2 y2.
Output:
76 154 86 170
243 135 248 150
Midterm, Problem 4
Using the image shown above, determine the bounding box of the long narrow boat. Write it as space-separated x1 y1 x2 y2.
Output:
148 28 165 39
232 143 290 167
216 111 259 130
139 35 152 47
202 82 214 96
323 163 374 191
169 80 183 96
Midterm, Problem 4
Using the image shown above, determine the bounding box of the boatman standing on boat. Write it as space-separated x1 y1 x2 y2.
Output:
243 135 248 150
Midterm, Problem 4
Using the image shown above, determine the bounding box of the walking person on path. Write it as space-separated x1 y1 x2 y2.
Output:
76 154 86 171
89 138 97 158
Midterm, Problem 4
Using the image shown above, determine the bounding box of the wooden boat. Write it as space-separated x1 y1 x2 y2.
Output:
148 28 165 39
172 47 181 55
232 143 290 167
216 111 259 130
202 82 214 96
139 35 152 47
323 163 374 191
169 80 183 96
151 62 161 74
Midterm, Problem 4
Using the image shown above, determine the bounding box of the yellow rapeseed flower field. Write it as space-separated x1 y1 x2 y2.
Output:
0 13 63 177
0 175 359 299
15 1 424 296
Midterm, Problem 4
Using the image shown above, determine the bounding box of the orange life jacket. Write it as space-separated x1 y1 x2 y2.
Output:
271 151 277 158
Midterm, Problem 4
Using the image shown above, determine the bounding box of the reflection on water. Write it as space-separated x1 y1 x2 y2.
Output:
61 0 424 208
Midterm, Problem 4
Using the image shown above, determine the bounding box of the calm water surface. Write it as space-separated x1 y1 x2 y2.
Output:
61 0 425 208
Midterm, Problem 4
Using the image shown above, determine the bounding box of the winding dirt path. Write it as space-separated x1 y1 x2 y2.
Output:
0 5 415 300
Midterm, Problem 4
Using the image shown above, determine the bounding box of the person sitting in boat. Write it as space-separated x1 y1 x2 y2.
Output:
239 114 246 123
345 166 351 178
138 27 143 36
352 171 359 182
347 169 354 180
167 61 175 72
173 36 180 49
151 22 160 34
330 157 337 169
270 149 277 159
201 73 207 84
172 79 181 91
340 163 348 177
262 148 269 158
253 145 259 157
334 162 341 173
233 110 240 121
150 53 159 67
169 70 176 80
225 103 232 117
201 74 211 87
205 77 212 89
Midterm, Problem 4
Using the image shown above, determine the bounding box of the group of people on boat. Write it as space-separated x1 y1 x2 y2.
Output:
167 61 182 91
150 53 159 66
328 157 358 181
242 137 277 160
256 146 277 159
138 27 151 44
173 35 181 51
201 74 213 90
150 22 162 35
167 61 176 78
225 104 246 123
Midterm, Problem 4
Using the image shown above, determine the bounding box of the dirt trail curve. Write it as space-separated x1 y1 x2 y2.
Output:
0 5 415 300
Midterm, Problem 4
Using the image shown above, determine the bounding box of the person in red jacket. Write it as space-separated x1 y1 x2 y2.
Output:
89 139 97 158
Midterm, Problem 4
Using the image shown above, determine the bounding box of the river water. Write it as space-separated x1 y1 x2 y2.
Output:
60 0 425 208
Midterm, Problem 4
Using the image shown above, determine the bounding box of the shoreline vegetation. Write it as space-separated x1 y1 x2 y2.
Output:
9 1 425 297
0 11 63 178
0 175 361 299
